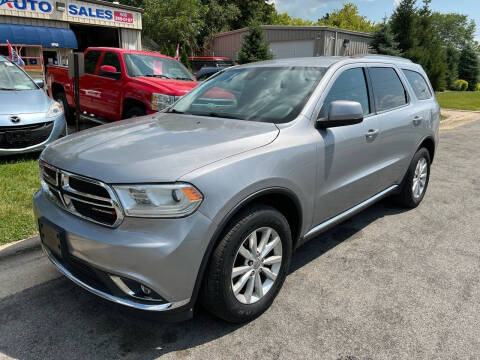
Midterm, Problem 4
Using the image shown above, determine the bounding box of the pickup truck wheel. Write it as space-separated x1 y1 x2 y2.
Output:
201 205 292 323
124 107 146 119
394 148 431 208
54 91 73 123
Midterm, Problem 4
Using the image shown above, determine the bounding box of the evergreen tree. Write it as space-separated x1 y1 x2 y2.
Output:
370 19 402 56
458 45 479 91
180 46 192 72
390 0 417 53
237 23 273 64
445 46 459 90
407 0 446 91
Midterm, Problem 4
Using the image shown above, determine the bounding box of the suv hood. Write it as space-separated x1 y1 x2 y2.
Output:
134 77 198 96
41 113 279 183
0 89 49 115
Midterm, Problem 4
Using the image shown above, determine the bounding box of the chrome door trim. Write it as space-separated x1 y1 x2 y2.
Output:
304 185 398 239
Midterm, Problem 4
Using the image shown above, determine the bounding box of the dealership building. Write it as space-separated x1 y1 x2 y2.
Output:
211 25 372 60
0 0 143 78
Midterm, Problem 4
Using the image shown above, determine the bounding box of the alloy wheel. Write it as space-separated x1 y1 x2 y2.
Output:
231 227 283 304
412 157 428 199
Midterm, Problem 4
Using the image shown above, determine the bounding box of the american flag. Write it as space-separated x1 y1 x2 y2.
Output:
6 40 25 67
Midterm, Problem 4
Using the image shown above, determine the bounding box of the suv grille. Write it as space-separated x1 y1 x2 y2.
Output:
39 161 123 227
0 122 53 149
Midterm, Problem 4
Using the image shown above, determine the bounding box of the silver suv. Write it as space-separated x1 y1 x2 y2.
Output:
34 56 439 323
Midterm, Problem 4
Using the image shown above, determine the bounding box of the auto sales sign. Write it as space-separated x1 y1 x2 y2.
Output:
0 0 54 14
68 2 134 24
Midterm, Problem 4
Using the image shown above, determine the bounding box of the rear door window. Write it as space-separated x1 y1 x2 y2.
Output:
369 67 408 112
322 67 370 117
84 50 101 74
402 69 432 100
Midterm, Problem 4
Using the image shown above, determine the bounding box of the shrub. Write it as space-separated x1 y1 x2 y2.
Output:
476 83 480 91
453 79 469 91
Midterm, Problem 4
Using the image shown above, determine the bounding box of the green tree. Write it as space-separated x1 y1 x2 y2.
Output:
317 3 380 33
197 0 241 53
458 45 479 91
271 12 314 26
161 43 170 56
237 23 273 64
431 13 478 51
143 0 206 52
390 0 417 53
445 46 459 90
180 46 192 72
370 19 402 56
407 0 446 91
231 0 276 29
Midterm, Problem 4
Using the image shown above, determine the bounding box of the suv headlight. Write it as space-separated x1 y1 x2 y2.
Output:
113 183 203 217
47 101 64 118
151 93 176 111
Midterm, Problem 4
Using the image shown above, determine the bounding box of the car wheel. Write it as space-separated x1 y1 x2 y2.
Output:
394 147 431 208
124 107 146 119
201 205 292 323
54 91 73 123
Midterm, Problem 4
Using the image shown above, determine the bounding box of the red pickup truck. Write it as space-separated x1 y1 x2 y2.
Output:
47 47 199 121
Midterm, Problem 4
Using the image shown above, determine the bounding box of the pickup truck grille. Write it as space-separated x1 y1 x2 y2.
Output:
0 122 53 149
39 161 124 227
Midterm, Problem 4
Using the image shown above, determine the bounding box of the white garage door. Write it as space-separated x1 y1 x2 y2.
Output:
269 40 315 59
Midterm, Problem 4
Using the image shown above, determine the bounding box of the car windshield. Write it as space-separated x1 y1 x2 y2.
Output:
0 59 37 90
171 66 326 123
123 53 195 81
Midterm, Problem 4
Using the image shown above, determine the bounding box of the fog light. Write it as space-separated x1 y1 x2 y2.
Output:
141 284 152 295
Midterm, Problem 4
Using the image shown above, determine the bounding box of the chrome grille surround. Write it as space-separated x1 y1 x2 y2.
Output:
39 160 124 227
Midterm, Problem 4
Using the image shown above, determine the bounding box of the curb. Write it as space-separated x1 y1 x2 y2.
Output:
0 236 41 260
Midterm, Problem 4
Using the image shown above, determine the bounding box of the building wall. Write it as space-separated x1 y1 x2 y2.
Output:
120 28 142 50
0 0 142 30
211 26 372 60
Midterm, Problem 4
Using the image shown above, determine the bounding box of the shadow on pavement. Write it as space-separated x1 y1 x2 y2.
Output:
0 199 406 359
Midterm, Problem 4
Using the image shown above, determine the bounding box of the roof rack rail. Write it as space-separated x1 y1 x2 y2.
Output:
351 55 413 63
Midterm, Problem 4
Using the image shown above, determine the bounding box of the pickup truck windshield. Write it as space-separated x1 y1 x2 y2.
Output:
0 60 37 90
123 54 195 81
171 67 327 124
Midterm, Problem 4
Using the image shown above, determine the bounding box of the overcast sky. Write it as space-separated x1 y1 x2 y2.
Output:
271 0 480 38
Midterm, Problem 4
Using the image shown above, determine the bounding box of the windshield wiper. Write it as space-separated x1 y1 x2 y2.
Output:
188 112 242 120
0 87 17 91
144 74 171 79
174 77 193 81
168 108 184 114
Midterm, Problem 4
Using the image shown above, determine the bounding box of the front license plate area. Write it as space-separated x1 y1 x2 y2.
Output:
39 218 65 258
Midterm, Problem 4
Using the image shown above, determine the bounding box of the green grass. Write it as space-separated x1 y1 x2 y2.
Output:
435 91 480 111
0 155 40 245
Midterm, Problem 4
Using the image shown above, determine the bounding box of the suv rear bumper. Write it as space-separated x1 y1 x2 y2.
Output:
33 189 216 314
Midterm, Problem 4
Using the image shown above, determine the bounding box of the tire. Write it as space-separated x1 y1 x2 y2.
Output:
201 204 292 323
123 107 146 119
54 91 73 123
394 147 431 208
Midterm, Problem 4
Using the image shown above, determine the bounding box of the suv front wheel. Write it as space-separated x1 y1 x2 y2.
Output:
201 205 292 323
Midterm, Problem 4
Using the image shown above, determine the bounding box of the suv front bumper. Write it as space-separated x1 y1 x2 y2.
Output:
33 189 216 314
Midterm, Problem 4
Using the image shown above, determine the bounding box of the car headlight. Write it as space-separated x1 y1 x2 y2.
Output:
47 101 64 118
113 183 203 218
151 93 176 111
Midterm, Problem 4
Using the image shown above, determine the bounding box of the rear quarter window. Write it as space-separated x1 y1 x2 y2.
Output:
402 69 432 100
369 67 408 112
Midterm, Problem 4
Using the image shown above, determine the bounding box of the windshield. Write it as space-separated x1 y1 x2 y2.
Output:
123 54 195 81
0 60 37 90
170 66 327 123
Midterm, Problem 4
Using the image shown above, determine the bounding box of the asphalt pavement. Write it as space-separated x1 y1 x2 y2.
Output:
1 120 479 359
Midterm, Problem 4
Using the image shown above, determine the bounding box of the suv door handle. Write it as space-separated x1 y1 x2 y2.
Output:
365 129 379 139
413 116 423 125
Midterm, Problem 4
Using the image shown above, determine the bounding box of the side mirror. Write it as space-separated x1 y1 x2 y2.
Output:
316 100 364 129
34 79 44 88
99 65 121 80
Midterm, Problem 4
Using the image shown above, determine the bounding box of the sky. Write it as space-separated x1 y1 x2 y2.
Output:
271 0 480 38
